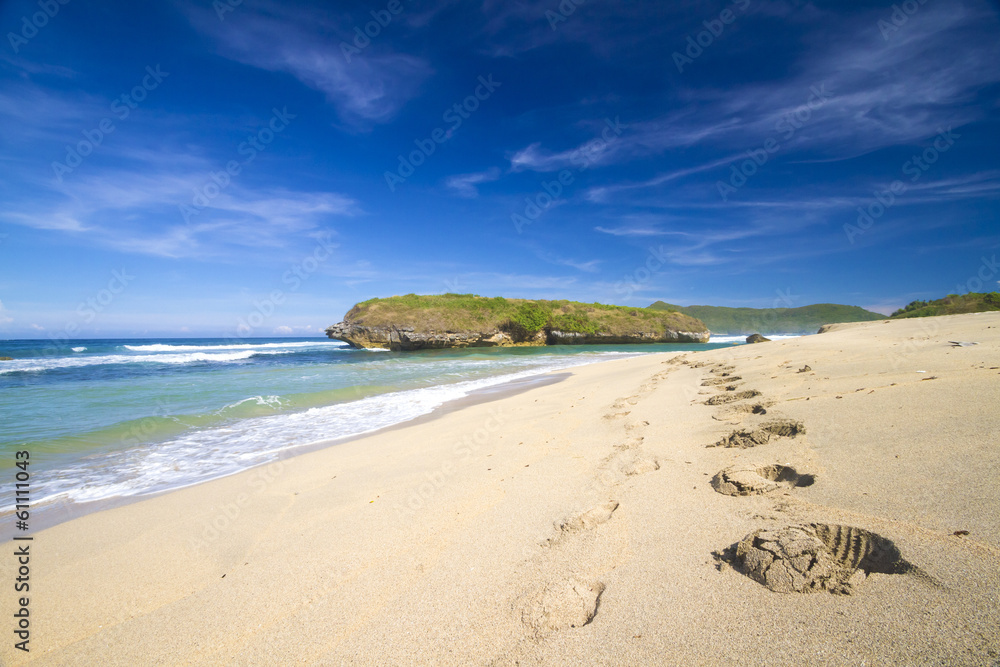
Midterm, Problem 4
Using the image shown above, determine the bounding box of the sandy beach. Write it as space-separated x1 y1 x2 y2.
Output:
5 312 1000 665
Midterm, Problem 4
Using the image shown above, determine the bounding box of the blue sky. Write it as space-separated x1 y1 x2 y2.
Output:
1 0 999 338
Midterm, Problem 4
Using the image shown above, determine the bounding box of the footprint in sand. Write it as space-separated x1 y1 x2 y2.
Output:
618 451 660 476
711 464 815 496
521 578 605 633
705 390 763 405
614 435 645 451
612 396 641 408
713 402 771 422
602 411 631 420
556 501 619 534
708 419 805 448
726 402 770 416
624 420 649 432
589 450 660 491
727 524 921 595
702 376 743 386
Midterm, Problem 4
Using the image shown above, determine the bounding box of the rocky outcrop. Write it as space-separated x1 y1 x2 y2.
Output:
326 322 709 351
745 333 771 344
324 323 517 350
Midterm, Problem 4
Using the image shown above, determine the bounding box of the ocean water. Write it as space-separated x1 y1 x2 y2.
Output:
0 336 744 522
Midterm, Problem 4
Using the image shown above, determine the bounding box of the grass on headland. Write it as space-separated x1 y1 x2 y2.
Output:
343 294 707 339
890 292 1000 319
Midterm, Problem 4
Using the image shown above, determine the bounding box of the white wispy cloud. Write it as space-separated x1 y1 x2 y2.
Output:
529 246 603 273
594 226 664 237
0 82 108 148
554 257 602 272
900 171 1000 200
444 167 501 197
514 2 1000 184
508 120 626 173
670 4 1000 158
3 211 90 232
508 142 576 172
273 325 320 335
587 154 743 202
185 2 432 125
3 164 357 258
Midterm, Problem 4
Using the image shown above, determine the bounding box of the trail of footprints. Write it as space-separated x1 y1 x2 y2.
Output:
694 359 929 595
519 365 674 635
520 356 927 637
695 361 799 485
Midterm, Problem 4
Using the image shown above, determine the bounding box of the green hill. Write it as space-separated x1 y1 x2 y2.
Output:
647 301 884 334
343 294 707 338
890 292 1000 319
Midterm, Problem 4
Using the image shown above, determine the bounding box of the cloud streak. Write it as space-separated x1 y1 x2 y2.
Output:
186 2 432 125
444 167 501 197
3 163 356 258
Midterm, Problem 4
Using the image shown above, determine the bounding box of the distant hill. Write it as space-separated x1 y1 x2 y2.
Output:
647 301 884 334
890 292 1000 319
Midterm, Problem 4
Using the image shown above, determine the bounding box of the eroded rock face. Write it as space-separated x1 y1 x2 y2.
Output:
734 524 912 594
325 323 522 350
326 322 709 350
746 333 771 344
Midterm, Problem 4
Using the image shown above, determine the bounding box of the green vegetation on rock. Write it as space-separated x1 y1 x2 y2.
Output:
647 301 883 334
343 294 706 339
890 292 1000 319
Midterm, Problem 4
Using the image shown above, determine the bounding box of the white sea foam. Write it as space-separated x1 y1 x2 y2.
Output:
71 347 87 352
122 341 348 352
215 395 285 414
19 351 641 510
0 350 294 374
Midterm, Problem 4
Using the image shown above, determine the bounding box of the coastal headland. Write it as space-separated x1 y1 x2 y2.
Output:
3 312 999 664
325 294 711 350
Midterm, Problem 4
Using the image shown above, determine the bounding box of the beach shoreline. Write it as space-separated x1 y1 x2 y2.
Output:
0 369 577 542
4 312 999 665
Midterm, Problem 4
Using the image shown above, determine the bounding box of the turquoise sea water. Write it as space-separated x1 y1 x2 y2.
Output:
0 336 740 520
